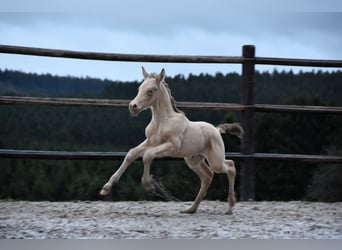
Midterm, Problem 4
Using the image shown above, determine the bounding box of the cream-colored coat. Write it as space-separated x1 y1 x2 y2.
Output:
100 67 243 214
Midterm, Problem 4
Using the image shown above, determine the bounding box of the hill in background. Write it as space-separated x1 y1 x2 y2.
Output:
1 69 342 106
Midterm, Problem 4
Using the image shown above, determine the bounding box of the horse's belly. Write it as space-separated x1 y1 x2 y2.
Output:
179 140 206 157
179 124 208 156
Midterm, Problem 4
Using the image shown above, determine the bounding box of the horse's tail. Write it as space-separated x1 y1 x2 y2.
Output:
216 123 244 139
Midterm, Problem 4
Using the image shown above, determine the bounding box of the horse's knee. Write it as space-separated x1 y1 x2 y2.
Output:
200 168 213 186
141 175 154 192
142 151 154 166
126 149 137 163
200 162 214 180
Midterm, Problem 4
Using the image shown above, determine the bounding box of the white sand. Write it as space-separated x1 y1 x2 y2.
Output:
1 201 341 239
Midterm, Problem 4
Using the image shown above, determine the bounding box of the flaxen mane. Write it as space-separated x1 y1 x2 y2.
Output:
149 72 183 115
161 81 184 115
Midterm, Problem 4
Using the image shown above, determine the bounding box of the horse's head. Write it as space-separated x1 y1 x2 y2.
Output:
129 67 166 116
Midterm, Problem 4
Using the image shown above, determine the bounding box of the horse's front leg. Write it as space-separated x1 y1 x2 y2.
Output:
181 156 213 214
141 142 175 192
100 140 148 196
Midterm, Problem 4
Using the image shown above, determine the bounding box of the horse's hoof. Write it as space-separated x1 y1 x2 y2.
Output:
225 209 233 215
180 208 197 214
99 183 111 196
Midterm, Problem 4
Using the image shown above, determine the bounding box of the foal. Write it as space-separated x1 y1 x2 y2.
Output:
100 67 243 214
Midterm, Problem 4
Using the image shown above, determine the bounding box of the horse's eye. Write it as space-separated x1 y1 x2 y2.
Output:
147 89 154 97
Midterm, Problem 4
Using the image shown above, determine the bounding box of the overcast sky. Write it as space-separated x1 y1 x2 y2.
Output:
1 0 341 81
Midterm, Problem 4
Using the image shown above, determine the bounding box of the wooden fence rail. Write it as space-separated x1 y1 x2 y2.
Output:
1 44 342 67
2 96 342 114
1 44 341 201
1 149 341 164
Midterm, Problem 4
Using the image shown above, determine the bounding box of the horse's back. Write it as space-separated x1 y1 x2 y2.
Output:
176 121 222 156
190 121 221 139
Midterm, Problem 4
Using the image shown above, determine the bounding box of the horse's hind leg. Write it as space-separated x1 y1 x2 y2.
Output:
225 160 236 215
207 150 237 214
181 155 214 214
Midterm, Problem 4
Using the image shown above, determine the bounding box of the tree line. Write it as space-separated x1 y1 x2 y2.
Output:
0 69 341 202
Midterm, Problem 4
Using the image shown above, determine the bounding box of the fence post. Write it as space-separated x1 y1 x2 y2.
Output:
240 45 256 201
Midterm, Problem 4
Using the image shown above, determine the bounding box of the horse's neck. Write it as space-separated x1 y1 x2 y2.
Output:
151 85 175 123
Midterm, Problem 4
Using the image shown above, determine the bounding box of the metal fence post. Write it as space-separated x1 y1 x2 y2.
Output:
240 45 256 201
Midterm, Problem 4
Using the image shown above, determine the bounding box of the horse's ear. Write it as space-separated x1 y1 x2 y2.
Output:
158 68 166 83
142 66 149 79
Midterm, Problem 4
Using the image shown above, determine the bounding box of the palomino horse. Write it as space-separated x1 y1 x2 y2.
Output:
100 67 243 214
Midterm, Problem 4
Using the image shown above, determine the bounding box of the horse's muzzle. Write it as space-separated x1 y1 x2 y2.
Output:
129 102 140 116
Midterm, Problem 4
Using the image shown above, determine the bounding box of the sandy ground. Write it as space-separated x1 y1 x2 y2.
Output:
0 200 341 239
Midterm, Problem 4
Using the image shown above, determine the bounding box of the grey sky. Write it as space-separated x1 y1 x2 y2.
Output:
0 0 341 81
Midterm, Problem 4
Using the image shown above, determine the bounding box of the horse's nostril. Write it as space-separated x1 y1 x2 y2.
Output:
130 103 138 112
